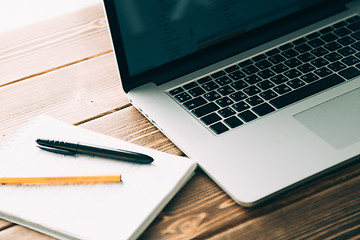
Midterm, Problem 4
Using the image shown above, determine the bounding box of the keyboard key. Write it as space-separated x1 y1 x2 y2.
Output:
284 69 302 79
279 43 294 51
324 52 343 62
351 42 360 51
284 58 302 68
347 20 360 31
311 58 329 68
269 54 286 64
308 38 326 48
255 59 272 69
224 116 243 128
245 95 264 106
192 103 220 117
210 122 229 134
295 43 312 53
215 76 232 86
232 101 250 112
183 82 198 90
238 59 253 67
269 74 345 109
273 84 291 94
218 86 235 96
211 70 226 79
257 80 274 90
252 103 276 116
183 97 207 110
218 107 236 118
204 91 221 101
216 97 234 107
297 52 316 62
229 91 247 102
197 76 212 84
259 90 278 100
319 26 334 34
174 92 192 102
244 75 261 85
252 54 267 62
271 63 289 73
300 73 319 83
265 48 280 56
338 36 356 46
243 86 261 96
338 67 360 79
169 87 184 95
258 69 275 79
230 80 248 90
188 87 205 97
225 65 239 73
346 15 360 23
282 49 299 59
229 70 246 80
293 37 307 45
202 81 219 91
333 21 347 29
321 33 339 42
306 32 321 40
314 67 332 77
238 110 258 122
311 47 329 57
242 65 259 75
287 78 305 89
341 56 360 66
328 61 347 72
324 42 342 51
298 63 315 73
270 74 288 84
201 113 221 125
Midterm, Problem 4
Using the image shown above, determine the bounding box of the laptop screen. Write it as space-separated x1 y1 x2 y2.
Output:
113 0 324 77
104 0 341 92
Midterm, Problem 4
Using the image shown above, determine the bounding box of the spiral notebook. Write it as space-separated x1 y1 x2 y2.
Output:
0 115 196 240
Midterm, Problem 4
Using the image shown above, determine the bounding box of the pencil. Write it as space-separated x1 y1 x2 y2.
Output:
0 175 121 185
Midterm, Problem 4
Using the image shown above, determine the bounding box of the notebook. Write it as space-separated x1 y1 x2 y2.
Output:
103 0 360 206
0 115 196 240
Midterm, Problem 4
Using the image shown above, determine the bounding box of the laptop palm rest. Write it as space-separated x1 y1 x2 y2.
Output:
294 87 360 149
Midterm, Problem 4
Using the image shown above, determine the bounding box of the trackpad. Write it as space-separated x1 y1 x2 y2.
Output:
294 88 360 149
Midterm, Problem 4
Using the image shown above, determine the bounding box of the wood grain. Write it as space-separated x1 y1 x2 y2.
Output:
0 52 126 144
209 176 360 240
0 225 56 240
0 3 112 86
76 106 360 239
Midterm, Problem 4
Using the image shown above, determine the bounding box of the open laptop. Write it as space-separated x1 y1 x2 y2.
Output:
103 0 360 206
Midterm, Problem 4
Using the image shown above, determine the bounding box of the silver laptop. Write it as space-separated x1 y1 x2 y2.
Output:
103 0 360 206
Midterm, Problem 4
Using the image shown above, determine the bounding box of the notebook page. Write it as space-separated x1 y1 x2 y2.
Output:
0 116 196 240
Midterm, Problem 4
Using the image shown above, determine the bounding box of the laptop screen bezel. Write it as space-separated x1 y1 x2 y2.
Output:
103 0 345 93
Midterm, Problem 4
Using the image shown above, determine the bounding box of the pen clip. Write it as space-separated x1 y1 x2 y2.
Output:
37 145 76 156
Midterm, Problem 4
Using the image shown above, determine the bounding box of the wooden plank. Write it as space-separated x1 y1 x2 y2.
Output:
0 52 127 144
209 175 360 240
0 225 56 240
0 3 113 86
0 219 13 230
79 107 184 156
76 108 360 239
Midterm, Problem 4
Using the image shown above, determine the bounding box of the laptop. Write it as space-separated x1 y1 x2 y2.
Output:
103 0 360 206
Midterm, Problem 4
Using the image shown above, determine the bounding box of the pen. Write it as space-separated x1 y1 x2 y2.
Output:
0 175 121 185
36 139 154 164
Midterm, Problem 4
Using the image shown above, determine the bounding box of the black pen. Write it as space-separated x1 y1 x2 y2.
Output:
36 139 153 164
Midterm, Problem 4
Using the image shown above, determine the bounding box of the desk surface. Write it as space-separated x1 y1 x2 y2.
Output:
0 4 359 240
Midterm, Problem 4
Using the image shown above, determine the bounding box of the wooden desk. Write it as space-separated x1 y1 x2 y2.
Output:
0 4 359 239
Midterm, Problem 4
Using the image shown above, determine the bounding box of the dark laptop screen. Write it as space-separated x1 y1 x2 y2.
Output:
113 0 324 77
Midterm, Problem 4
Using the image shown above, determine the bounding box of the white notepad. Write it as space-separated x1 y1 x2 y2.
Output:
0 116 196 240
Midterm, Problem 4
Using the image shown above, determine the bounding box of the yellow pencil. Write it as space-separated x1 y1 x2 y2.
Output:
0 175 121 185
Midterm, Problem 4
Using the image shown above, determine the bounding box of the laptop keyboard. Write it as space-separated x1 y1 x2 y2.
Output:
167 15 360 135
